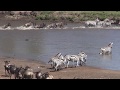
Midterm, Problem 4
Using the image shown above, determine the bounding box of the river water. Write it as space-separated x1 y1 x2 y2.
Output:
0 24 120 70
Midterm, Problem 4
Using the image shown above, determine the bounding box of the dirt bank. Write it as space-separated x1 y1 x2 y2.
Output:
1 57 120 79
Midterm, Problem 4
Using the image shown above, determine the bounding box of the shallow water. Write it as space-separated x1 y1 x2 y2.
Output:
0 24 120 70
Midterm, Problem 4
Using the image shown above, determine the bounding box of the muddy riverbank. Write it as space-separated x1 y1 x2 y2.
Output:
1 57 120 79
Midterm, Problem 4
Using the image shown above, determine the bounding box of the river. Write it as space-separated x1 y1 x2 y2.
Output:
0 25 120 70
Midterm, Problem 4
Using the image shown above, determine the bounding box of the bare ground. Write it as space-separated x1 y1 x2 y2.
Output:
1 57 120 79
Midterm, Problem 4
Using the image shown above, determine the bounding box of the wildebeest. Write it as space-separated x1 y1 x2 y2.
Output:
9 65 17 79
35 72 54 79
14 66 25 79
46 23 57 29
4 61 11 76
22 66 34 79
34 23 46 28
23 22 35 28
99 42 113 55
4 61 17 79
3 23 11 29
35 70 43 79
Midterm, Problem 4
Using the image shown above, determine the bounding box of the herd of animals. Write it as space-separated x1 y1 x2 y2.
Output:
1 21 67 30
2 18 120 30
1 18 114 79
4 60 54 79
3 42 113 79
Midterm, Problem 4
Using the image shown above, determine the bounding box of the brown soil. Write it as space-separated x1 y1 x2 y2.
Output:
1 57 120 79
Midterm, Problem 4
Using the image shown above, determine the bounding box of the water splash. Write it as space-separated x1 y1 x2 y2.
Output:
0 25 120 30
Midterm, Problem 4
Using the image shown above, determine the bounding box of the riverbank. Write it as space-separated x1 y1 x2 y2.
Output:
1 57 120 79
2 11 120 23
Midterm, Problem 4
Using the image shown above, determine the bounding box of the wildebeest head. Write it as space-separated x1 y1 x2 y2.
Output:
4 61 11 68
24 66 31 70
4 61 10 64
43 72 49 78
7 23 11 26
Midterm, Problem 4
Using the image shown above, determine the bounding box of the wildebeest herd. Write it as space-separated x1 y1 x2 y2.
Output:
3 41 113 79
2 21 67 29
4 61 54 79
2 18 120 30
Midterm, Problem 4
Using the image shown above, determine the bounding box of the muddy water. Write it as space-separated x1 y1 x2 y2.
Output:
0 23 120 70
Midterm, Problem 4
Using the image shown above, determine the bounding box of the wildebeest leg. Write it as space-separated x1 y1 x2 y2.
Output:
6 69 10 76
31 75 34 79
9 73 12 79
5 68 7 76
14 74 17 79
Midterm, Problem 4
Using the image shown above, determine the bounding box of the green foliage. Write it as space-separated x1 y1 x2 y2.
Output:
35 11 120 22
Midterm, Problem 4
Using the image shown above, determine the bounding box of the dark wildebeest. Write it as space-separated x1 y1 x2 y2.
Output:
3 23 11 29
4 61 17 79
4 61 11 76
35 70 42 79
14 66 25 79
35 72 54 79
22 66 34 79
34 23 46 28
9 65 17 79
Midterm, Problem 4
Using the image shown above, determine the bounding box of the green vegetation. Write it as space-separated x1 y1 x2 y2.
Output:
35 11 120 22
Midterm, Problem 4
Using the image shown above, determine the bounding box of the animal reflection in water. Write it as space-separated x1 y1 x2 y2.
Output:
100 54 112 60
99 42 113 55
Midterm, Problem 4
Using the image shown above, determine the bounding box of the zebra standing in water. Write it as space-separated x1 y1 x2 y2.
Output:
48 53 64 68
64 51 87 68
99 42 113 55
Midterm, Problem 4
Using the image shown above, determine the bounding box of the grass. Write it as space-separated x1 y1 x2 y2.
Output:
35 11 120 22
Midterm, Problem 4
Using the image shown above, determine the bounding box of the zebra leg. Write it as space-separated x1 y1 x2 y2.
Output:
66 61 69 68
72 61 75 67
9 73 12 79
80 60 82 66
76 61 79 67
54 64 58 71
51 62 54 68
